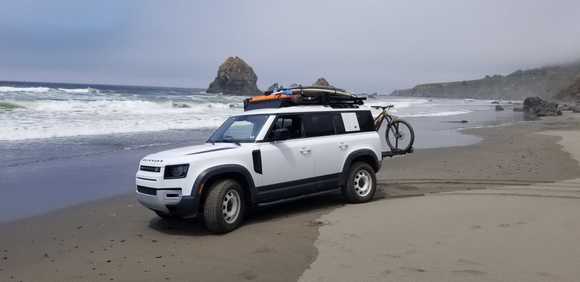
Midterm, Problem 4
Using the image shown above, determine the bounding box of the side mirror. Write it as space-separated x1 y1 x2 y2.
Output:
272 128 290 141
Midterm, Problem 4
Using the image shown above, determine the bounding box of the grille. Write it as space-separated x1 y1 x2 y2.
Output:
137 186 157 195
140 165 161 172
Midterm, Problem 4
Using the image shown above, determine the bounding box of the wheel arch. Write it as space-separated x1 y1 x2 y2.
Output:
193 165 257 211
340 149 381 184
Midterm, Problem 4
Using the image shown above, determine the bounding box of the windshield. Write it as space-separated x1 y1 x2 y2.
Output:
208 114 269 143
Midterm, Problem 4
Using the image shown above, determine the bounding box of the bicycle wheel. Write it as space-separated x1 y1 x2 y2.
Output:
386 119 415 152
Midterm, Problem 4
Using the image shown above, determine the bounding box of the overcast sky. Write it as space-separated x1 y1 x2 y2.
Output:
1 0 579 92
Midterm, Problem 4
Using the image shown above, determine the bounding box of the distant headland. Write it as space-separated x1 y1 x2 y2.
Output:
392 61 580 101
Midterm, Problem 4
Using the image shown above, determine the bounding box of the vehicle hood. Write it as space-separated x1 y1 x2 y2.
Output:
143 143 240 161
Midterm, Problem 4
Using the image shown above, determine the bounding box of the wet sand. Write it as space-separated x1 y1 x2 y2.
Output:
300 118 580 282
1 113 579 282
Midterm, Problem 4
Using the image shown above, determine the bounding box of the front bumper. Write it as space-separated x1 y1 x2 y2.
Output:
136 187 199 218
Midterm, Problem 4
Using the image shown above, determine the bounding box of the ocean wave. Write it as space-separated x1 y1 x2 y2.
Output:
0 99 242 141
0 86 51 93
11 99 239 114
0 118 228 141
368 98 430 109
399 110 471 117
57 88 97 94
0 86 100 97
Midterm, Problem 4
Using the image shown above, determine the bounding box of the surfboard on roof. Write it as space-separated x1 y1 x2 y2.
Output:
243 85 365 111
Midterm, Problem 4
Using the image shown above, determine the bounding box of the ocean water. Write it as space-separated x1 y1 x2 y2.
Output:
0 81 518 141
0 81 242 141
0 81 524 222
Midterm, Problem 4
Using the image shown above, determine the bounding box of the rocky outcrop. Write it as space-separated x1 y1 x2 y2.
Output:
559 104 574 112
264 78 334 92
266 83 282 92
207 57 261 95
392 62 580 100
523 97 562 118
313 78 331 87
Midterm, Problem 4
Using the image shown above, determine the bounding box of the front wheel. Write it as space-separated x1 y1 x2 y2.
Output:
343 162 377 203
386 119 415 152
203 179 246 234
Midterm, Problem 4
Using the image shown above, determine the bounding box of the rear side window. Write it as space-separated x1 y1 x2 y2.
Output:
337 110 375 133
356 111 375 132
303 112 336 137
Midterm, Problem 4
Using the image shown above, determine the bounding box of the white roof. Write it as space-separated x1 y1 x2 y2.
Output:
237 105 371 116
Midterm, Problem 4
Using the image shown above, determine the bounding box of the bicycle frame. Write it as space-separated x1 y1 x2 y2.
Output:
373 109 396 130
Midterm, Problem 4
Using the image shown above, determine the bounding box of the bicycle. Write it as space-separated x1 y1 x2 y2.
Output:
371 105 415 153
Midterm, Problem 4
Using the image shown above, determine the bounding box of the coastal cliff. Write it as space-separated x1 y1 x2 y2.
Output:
392 62 580 100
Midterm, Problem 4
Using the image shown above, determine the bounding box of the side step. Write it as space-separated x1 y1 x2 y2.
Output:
382 147 413 158
256 189 341 207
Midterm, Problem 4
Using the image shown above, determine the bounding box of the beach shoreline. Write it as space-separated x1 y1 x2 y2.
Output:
0 104 520 223
1 113 579 282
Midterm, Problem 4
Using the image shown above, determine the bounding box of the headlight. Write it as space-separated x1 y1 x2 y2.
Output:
164 164 189 179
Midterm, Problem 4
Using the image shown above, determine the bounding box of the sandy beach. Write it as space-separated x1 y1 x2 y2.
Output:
1 113 580 282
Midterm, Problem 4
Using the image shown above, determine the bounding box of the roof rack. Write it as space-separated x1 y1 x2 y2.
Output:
244 86 366 111
263 85 349 96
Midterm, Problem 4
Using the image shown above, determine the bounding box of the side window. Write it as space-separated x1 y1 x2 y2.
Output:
356 111 375 132
303 112 336 137
268 115 303 140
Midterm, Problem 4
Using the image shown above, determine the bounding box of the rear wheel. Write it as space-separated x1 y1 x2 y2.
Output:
386 119 415 152
343 162 377 203
203 179 245 234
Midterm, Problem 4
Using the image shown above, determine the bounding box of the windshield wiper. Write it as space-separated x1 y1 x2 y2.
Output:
221 136 241 146
225 140 241 146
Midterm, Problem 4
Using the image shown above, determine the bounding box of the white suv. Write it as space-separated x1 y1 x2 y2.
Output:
136 106 383 233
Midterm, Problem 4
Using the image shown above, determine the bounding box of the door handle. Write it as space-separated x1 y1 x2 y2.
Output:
299 147 312 155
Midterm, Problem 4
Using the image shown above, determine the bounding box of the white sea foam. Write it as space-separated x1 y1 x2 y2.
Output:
399 110 471 117
0 99 242 141
0 86 51 93
368 98 430 109
57 88 93 94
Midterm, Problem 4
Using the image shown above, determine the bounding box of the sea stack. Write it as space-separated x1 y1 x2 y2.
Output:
313 78 331 87
207 56 261 95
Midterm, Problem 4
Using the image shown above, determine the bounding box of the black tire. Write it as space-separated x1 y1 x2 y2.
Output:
343 162 377 203
386 119 415 152
154 210 179 219
203 179 246 234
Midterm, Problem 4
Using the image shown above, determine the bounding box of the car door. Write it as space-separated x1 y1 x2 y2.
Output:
302 112 345 191
254 114 317 202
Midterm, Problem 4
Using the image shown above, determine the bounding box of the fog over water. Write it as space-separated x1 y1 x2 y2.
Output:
1 0 579 92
